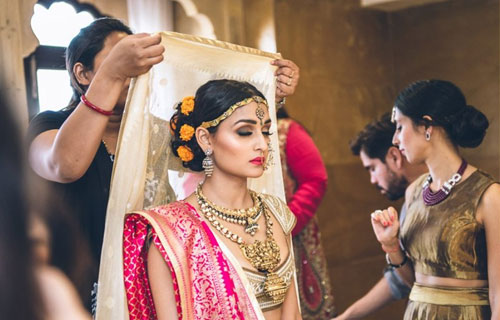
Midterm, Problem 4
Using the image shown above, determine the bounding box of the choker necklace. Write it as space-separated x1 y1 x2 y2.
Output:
422 159 467 206
196 184 262 235
195 186 287 304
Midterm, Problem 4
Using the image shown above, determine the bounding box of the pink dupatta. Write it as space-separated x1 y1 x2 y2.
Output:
123 201 261 320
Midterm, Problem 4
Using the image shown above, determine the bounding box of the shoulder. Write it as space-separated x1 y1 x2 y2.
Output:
30 109 71 126
405 173 427 203
287 120 309 137
477 182 500 222
27 109 72 143
140 201 191 218
127 201 198 232
36 266 89 320
260 193 296 235
482 183 500 201
474 169 497 186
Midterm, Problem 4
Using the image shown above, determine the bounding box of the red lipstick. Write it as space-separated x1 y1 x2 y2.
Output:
250 157 264 165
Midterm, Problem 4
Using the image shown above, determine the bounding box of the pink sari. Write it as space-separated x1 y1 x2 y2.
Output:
123 201 261 320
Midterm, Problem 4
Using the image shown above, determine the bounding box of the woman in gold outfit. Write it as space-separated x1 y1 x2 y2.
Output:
370 80 499 319
123 79 302 320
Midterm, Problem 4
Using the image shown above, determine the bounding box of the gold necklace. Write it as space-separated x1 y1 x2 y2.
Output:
196 186 288 304
196 184 262 235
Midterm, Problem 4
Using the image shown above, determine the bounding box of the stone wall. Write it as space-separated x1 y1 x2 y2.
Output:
274 0 498 318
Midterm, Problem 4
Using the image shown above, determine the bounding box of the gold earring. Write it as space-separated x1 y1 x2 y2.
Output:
202 149 214 177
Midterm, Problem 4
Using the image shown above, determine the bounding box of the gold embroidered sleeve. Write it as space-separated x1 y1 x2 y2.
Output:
261 194 296 235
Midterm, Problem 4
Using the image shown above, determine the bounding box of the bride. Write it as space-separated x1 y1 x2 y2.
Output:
123 79 302 320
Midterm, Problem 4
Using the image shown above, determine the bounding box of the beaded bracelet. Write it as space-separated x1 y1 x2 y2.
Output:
385 252 408 269
81 94 113 116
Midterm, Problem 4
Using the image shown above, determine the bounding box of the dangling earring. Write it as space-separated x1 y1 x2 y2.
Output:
264 143 274 171
202 149 214 177
425 131 431 141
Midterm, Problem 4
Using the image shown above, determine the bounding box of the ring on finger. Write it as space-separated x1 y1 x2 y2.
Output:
371 209 383 219
287 79 292 86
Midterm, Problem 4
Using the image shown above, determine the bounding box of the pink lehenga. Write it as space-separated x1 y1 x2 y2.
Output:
123 201 262 320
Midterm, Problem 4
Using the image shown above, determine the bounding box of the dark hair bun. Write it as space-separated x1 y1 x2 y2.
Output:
396 80 489 149
449 105 489 148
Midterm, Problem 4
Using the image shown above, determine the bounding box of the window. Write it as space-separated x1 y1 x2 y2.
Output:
25 0 102 119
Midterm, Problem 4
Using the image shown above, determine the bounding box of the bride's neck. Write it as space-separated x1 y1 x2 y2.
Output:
201 175 252 209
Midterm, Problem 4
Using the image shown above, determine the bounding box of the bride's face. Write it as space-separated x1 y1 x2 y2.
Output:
210 101 272 179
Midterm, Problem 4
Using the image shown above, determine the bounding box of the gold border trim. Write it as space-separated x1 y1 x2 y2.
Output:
159 31 281 60
129 210 194 320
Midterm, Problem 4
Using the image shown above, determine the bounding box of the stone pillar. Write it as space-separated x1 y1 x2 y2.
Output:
0 0 38 128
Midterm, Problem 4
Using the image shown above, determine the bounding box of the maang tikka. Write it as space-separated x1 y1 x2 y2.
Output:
202 148 214 177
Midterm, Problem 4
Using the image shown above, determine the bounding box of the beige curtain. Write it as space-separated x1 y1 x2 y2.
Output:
95 31 285 320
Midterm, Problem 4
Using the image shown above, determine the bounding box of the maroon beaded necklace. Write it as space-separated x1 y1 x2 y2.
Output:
422 159 468 206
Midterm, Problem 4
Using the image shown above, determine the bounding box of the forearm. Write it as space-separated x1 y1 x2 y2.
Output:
30 73 125 182
489 288 499 319
337 278 395 319
386 249 415 287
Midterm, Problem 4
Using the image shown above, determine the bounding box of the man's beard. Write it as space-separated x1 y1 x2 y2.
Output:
379 169 408 201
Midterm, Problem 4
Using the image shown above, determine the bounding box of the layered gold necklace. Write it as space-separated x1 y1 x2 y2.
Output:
196 185 263 235
195 185 288 304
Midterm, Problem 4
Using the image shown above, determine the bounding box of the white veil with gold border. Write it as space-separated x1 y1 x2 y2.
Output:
95 32 292 319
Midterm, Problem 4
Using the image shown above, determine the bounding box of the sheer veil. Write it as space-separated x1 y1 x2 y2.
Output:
95 32 286 319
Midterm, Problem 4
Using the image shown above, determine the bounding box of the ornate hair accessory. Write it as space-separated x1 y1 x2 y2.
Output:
176 145 194 162
200 96 268 129
256 104 266 125
181 96 195 115
179 124 195 142
391 106 397 123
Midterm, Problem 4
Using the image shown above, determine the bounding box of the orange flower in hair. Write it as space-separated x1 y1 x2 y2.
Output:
181 96 195 115
179 124 195 141
177 145 194 162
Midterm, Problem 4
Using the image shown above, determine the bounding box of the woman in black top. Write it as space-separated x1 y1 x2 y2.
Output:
27 18 165 308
